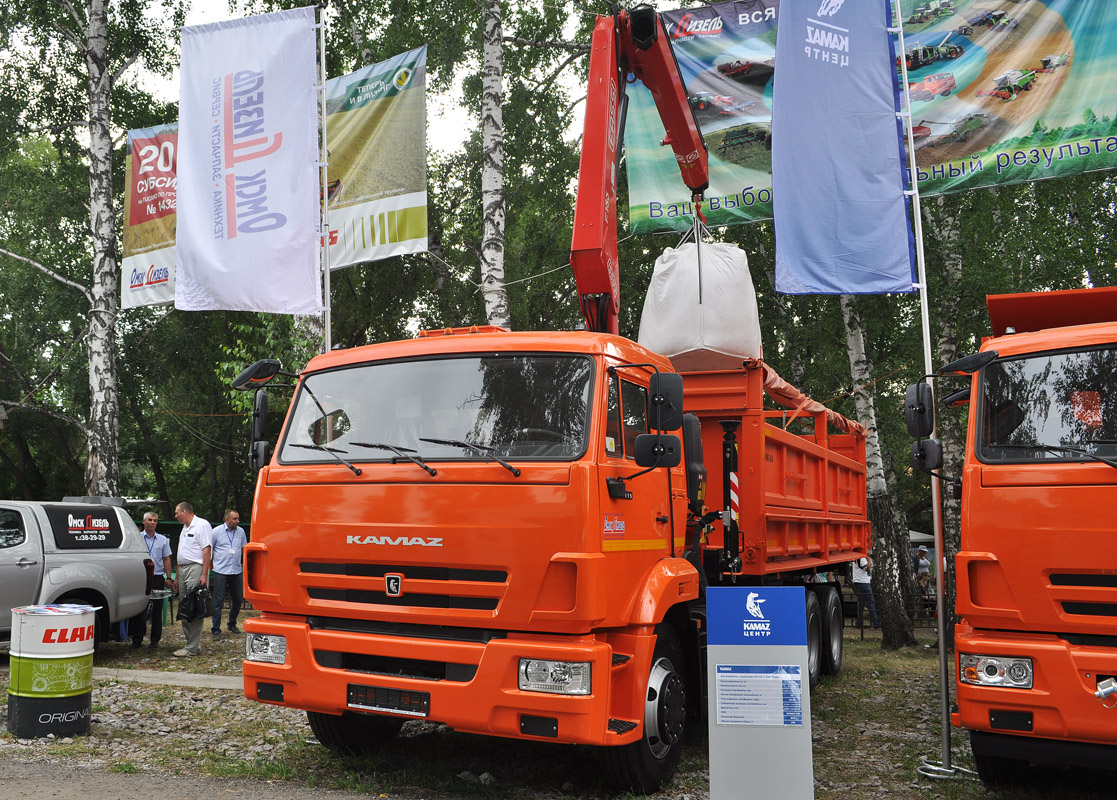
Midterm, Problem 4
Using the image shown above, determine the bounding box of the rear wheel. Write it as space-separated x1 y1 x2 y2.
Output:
307 710 404 756
818 586 843 676
602 624 687 794
805 589 823 689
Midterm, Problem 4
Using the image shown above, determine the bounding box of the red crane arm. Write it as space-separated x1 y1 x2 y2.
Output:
569 4 709 334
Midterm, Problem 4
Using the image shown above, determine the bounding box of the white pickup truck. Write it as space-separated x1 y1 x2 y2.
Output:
0 498 154 648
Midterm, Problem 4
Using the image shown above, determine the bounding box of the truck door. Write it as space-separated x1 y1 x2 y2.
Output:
600 369 672 554
0 506 45 633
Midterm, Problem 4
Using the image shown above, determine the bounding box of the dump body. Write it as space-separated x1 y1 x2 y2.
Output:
242 331 867 755
950 287 1117 774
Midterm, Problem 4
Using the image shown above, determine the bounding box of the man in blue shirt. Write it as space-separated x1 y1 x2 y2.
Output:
211 509 247 636
131 511 173 648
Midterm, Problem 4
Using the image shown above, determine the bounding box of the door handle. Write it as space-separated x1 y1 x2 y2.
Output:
16 558 38 568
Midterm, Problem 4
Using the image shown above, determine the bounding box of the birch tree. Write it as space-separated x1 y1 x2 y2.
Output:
0 0 183 496
478 0 511 328
840 294 918 649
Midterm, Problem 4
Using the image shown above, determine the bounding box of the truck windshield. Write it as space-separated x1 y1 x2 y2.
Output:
278 354 593 465
977 346 1117 464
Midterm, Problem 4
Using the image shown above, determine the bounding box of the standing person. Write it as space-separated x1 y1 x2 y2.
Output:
171 501 212 658
210 509 247 636
915 544 931 578
131 511 173 649
852 554 879 628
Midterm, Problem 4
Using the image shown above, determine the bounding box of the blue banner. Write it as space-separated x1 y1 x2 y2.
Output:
771 0 915 295
708 586 807 647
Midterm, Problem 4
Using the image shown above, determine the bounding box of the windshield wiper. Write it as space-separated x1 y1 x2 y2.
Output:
993 443 1117 471
350 441 437 476
288 443 362 476
419 437 522 477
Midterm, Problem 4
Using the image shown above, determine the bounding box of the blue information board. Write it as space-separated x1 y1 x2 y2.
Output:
707 586 808 647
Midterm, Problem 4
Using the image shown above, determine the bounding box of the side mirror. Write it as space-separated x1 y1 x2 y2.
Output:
250 389 269 441
939 350 998 376
232 359 283 391
647 372 684 432
249 440 271 471
634 433 681 468
905 382 935 438
911 438 942 472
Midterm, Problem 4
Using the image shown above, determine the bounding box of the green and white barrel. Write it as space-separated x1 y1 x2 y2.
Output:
7 604 97 738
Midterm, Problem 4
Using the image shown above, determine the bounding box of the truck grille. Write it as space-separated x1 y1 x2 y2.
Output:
317 649 478 682
301 561 507 612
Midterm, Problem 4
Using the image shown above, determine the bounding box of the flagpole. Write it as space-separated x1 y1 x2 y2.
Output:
317 1 332 353
892 0 970 781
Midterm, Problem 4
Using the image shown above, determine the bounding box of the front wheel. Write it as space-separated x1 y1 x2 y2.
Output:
601 624 687 794
307 710 404 756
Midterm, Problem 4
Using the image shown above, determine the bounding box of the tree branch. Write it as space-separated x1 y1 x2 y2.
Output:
112 52 141 85
0 399 89 434
49 18 84 49
53 0 87 41
0 246 92 303
502 35 590 54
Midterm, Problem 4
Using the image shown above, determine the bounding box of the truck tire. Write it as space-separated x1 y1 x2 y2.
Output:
306 710 404 756
818 586 843 676
602 624 687 794
942 88 952 96
805 589 823 689
970 731 1028 786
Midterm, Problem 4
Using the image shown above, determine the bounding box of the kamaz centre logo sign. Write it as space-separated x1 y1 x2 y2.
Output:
743 591 772 637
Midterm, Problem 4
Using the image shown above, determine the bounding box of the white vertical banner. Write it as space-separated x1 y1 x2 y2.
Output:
175 7 321 314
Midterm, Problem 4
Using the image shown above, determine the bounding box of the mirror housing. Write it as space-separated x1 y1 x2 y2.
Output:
647 372 684 432
634 433 681 468
232 359 283 391
249 440 271 471
250 389 268 441
939 350 998 376
942 386 971 409
905 382 935 438
911 438 943 472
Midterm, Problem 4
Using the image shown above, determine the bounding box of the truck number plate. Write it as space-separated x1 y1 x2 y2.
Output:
347 683 430 717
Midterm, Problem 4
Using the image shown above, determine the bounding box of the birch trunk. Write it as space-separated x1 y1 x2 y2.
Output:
840 295 918 648
84 0 120 496
478 0 511 328
922 196 966 650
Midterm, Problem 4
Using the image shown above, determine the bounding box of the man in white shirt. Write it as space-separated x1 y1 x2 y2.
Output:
210 509 247 636
852 555 879 628
131 511 173 649
172 501 212 657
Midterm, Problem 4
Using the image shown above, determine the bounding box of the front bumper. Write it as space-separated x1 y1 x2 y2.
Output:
952 625 1117 747
242 613 648 746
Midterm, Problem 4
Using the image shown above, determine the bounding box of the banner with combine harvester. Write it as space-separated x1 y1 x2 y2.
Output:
626 0 1117 234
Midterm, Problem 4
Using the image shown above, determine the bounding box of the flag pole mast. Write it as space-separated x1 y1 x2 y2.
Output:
317 1 332 353
892 0 970 781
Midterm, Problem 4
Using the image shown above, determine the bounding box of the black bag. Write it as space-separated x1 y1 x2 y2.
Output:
176 584 214 622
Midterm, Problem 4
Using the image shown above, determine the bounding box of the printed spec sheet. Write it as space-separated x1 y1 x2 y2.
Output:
714 664 803 726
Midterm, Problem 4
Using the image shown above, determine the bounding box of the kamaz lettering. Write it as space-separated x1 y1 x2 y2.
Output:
806 26 849 52
347 535 444 547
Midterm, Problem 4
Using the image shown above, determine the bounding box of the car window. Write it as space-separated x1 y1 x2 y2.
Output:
621 380 648 459
0 508 26 549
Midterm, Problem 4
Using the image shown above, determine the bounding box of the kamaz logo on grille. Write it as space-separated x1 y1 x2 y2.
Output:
385 573 403 597
346 535 443 547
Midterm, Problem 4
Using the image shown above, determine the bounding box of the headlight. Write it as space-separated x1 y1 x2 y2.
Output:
245 633 287 664
959 653 1033 689
518 658 591 695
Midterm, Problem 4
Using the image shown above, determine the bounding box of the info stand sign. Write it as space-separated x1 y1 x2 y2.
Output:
707 586 813 799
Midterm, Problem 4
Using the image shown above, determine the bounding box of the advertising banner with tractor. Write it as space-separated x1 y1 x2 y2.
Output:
121 123 178 309
627 0 1117 234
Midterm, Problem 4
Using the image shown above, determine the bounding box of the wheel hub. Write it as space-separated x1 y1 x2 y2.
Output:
645 657 686 758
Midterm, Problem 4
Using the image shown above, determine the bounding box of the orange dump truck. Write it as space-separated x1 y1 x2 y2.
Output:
907 286 1117 785
237 332 868 792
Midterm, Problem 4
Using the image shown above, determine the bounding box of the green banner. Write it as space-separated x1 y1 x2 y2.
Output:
324 46 428 269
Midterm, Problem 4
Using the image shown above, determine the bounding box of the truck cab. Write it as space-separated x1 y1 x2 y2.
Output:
907 286 1117 784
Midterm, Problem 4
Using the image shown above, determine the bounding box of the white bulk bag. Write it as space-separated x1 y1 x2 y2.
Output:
637 241 762 371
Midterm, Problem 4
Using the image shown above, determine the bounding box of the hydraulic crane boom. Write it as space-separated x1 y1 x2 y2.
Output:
569 4 709 334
